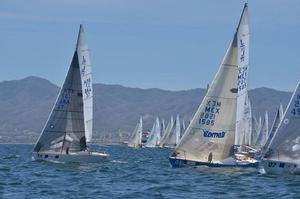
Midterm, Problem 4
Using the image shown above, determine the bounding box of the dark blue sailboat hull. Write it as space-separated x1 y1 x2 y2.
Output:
169 157 259 168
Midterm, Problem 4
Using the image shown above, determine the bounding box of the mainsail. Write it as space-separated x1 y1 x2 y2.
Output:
128 116 143 148
235 4 250 146
145 117 161 147
76 25 93 142
34 25 92 153
242 94 252 145
266 81 300 164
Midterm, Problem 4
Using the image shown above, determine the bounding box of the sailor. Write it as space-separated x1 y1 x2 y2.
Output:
208 152 213 163
66 147 69 155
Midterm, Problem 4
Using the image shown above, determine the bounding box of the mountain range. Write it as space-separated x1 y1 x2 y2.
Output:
0 76 292 143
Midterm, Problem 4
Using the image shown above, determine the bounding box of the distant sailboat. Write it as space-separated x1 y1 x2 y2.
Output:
145 117 161 147
255 112 269 148
263 104 284 152
32 25 108 163
128 116 143 148
250 116 259 145
159 116 174 147
160 115 181 148
169 4 257 168
261 81 300 174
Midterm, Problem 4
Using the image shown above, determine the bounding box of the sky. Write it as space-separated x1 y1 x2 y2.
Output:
1 0 300 91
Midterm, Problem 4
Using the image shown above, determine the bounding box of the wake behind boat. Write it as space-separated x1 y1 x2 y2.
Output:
32 25 108 163
169 3 258 168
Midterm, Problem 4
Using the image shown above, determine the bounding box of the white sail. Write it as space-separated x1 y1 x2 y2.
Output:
128 116 143 148
250 116 258 146
263 105 283 151
235 4 250 146
34 25 91 153
161 119 166 138
145 117 161 147
255 112 269 148
279 103 284 120
175 115 181 145
243 94 252 145
173 33 238 163
162 115 181 148
76 25 93 142
182 119 186 133
266 81 300 164
159 116 175 147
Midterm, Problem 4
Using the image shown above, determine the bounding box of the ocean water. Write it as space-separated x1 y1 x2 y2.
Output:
1 144 300 199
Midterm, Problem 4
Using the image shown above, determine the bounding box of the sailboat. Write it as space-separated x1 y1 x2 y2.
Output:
128 116 143 148
262 104 284 153
159 116 174 147
255 111 269 148
145 117 161 147
32 25 108 163
261 81 300 174
169 3 257 168
160 115 181 148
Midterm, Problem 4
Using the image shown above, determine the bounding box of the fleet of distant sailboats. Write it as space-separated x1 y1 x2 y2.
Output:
28 3 300 176
127 115 183 149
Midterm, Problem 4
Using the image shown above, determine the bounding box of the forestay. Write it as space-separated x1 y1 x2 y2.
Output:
267 81 300 164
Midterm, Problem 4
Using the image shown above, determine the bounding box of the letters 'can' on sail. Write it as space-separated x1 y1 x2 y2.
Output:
32 25 108 163
261 81 300 174
128 117 143 148
169 4 256 167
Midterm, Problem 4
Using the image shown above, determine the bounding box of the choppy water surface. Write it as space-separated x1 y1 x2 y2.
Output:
1 144 300 199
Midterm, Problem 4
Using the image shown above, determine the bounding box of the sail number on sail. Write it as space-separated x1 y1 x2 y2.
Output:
238 39 248 92
57 88 73 109
199 100 222 126
83 78 92 98
291 94 300 116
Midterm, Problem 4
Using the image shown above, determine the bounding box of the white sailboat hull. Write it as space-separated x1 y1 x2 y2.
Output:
32 151 109 163
260 159 300 175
